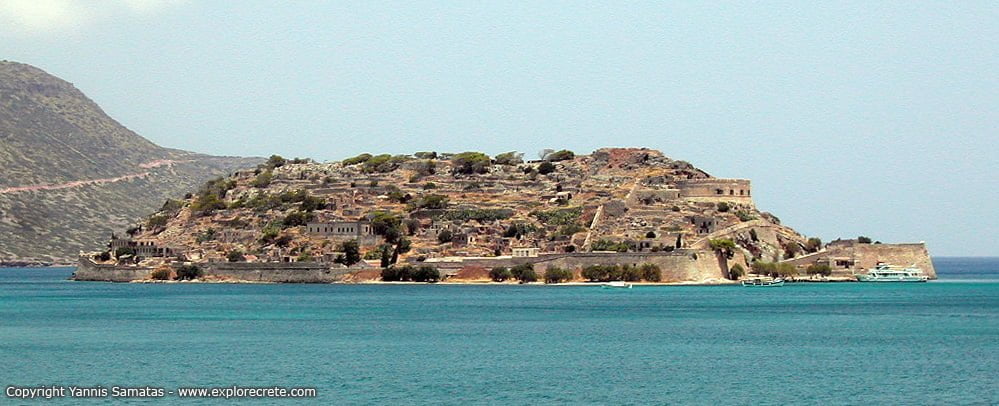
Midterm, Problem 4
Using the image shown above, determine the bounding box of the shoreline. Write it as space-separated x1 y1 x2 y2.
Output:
92 277 863 286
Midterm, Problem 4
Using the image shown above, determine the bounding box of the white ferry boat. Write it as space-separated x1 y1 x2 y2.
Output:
855 263 928 282
602 281 633 289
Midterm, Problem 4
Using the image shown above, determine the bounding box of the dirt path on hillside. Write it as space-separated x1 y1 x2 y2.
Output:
0 159 185 195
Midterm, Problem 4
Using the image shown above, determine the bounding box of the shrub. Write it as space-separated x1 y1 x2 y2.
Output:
404 218 422 235
530 207 582 225
544 267 573 284
296 250 313 262
423 182 436 190
805 238 823 253
190 193 227 215
510 264 537 282
263 155 286 169
858 236 872 244
716 202 731 212
582 265 617 282
114 246 136 259
503 223 537 239
300 195 326 211
783 242 801 259
451 152 492 174
160 199 185 214
490 267 513 282
546 150 575 162
806 264 832 277
381 265 412 282
620 265 643 282
94 251 112 262
147 214 169 229
195 228 217 244
776 263 798 277
494 151 523 165
751 261 777 277
362 154 410 173
282 210 315 228
729 264 745 280
414 151 437 159
709 239 737 257
437 230 453 244
591 239 631 253
342 153 373 166
175 265 203 280
408 194 449 211
150 268 172 281
735 210 755 221
411 266 440 282
640 263 662 282
537 161 556 175
250 170 273 188
227 250 246 262
439 208 514 222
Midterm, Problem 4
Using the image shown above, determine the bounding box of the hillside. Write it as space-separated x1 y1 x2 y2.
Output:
115 148 812 271
0 61 261 263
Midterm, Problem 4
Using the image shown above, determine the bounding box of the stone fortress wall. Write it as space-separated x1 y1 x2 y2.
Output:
674 178 753 204
73 257 359 283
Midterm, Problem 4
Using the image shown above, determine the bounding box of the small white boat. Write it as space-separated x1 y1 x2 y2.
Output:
742 278 784 287
602 281 633 289
855 263 928 282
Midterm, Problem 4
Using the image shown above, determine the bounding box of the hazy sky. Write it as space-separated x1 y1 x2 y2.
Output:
1 1 996 256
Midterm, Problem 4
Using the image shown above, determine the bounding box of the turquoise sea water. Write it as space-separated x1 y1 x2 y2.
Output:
1 258 997 405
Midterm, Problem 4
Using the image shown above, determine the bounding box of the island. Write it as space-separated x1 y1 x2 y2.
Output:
73 148 934 284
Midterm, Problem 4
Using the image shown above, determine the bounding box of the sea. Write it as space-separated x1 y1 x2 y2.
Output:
1 257 996 405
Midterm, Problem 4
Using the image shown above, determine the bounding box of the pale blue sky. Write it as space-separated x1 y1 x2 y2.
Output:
1 1 996 256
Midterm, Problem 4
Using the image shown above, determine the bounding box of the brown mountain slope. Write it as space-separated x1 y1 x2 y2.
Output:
0 61 261 263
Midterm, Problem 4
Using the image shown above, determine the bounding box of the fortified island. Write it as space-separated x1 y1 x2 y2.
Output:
73 148 934 284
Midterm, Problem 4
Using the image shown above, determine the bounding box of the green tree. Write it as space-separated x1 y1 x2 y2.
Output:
338 240 362 266
226 250 246 262
451 151 492 174
806 263 832 277
494 151 524 165
640 263 662 282
544 266 573 284
282 210 315 228
783 242 801 259
546 150 575 161
716 202 731 212
709 238 737 258
150 268 171 281
489 267 513 282
805 237 823 253
147 214 169 229
729 264 745 280
510 264 537 282
342 153 373 166
250 170 273 188
412 266 441 282
437 230 453 244
858 236 873 244
175 265 203 280
776 263 798 278
537 161 556 175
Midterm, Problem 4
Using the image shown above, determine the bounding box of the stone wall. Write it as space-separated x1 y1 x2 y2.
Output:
73 257 357 283
781 242 936 279
421 250 727 282
674 178 752 204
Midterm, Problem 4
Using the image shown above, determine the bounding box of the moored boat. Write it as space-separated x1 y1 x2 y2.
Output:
602 281 633 289
741 278 784 287
855 263 928 282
